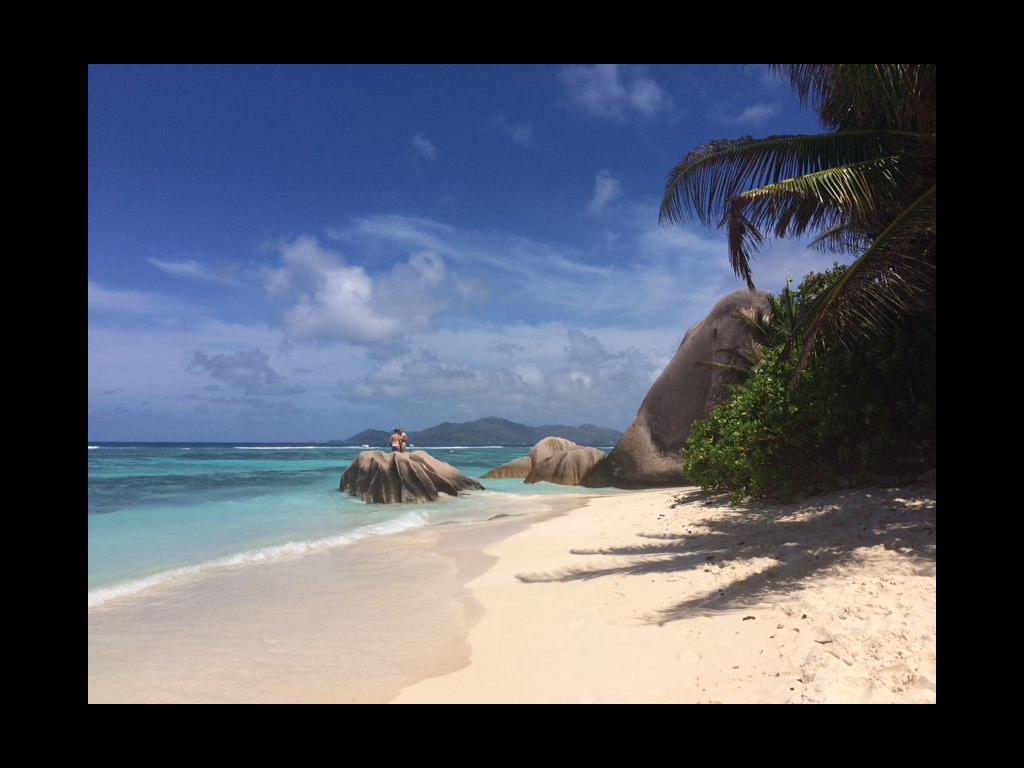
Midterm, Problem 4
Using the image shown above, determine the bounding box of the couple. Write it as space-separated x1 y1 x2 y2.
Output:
389 428 410 453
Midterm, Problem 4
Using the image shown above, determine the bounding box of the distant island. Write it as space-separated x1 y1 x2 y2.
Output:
329 417 622 447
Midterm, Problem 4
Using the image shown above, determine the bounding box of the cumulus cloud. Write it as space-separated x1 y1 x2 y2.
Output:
187 349 304 395
92 209 847 439
558 65 670 120
341 328 671 428
411 132 437 159
587 170 623 215
263 235 449 345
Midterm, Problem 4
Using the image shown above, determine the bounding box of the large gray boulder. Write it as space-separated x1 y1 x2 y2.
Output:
584 288 770 489
340 450 484 503
483 437 607 487
527 436 579 466
525 445 606 486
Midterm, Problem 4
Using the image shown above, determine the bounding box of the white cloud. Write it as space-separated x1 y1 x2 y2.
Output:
727 102 779 126
262 235 449 345
147 258 242 285
90 204 851 439
87 281 192 317
587 170 623 215
558 65 670 120
491 112 535 147
341 326 677 429
411 132 437 160
188 349 304 395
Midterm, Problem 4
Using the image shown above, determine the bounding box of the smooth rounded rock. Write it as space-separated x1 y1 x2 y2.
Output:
481 456 533 479
340 450 484 503
525 445 606 486
584 288 770 488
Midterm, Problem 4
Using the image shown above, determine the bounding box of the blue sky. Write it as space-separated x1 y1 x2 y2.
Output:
89 64 841 441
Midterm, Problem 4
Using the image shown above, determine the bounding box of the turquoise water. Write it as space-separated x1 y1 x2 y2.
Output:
88 443 616 606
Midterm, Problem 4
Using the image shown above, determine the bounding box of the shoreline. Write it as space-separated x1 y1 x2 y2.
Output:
87 493 593 703
88 482 935 703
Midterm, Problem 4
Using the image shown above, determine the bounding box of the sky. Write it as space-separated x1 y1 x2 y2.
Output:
88 64 843 442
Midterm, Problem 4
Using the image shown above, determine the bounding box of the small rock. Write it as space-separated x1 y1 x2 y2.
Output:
776 623 784 629
813 629 834 644
742 616 756 621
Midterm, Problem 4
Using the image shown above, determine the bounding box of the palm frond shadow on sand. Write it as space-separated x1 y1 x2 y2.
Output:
515 485 935 626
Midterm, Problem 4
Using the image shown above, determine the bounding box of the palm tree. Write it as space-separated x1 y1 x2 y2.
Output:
660 64 935 382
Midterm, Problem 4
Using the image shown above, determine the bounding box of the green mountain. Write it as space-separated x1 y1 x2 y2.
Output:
328 417 621 447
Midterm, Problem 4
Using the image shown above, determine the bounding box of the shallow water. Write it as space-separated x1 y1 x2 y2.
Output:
88 443 618 606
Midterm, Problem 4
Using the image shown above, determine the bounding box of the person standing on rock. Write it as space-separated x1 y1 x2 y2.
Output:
390 429 404 453
399 429 410 452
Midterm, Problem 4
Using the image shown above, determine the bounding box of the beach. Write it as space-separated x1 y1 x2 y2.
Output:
89 62 937 706
89 481 935 704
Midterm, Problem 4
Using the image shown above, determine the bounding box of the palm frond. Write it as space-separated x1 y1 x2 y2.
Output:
660 132 911 230
733 305 773 339
789 185 936 387
807 224 874 254
772 65 936 134
724 209 765 289
660 133 930 285
738 155 909 226
721 154 917 279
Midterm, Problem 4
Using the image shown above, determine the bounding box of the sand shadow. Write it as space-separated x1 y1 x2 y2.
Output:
516 484 935 625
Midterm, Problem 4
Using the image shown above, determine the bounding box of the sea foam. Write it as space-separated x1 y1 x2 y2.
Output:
88 510 429 608
234 446 322 450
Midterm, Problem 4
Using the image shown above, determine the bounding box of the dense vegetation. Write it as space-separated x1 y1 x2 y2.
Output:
684 265 935 501
661 65 935 501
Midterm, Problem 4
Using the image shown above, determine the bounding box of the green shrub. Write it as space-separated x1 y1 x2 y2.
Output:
683 266 935 502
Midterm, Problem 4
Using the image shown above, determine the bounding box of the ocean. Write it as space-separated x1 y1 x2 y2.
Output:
88 443 617 608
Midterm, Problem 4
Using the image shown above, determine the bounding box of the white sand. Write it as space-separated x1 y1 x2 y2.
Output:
394 484 936 704
89 483 935 704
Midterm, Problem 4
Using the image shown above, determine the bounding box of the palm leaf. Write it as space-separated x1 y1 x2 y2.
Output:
660 132 910 228
807 224 874 254
660 133 927 286
737 155 909 225
722 155 918 278
789 184 936 386
772 65 937 134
